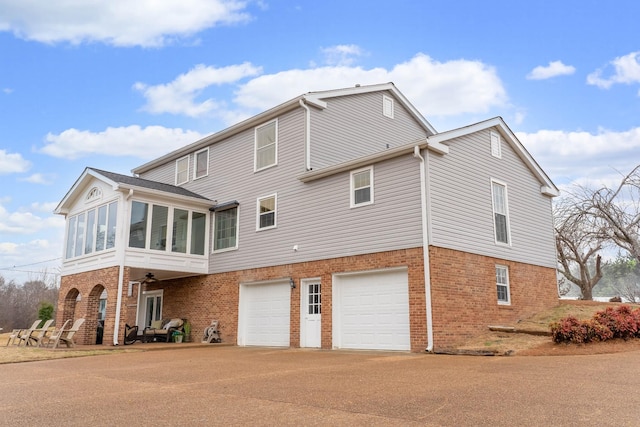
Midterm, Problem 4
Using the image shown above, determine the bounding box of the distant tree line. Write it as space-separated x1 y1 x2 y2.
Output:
0 273 59 331
555 165 640 300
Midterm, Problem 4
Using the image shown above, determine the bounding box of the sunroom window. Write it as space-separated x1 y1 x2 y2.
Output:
128 201 206 256
64 201 118 259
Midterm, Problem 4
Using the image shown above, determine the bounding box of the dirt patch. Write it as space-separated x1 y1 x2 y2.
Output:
456 300 640 356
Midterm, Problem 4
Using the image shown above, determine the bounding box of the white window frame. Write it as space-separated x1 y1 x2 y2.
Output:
490 131 502 158
193 148 209 180
254 119 278 172
491 179 511 246
175 155 190 185
496 265 511 305
256 193 277 231
383 95 394 119
213 206 239 252
350 166 374 208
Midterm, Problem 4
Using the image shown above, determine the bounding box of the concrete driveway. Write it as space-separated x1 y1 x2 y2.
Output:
1 346 639 426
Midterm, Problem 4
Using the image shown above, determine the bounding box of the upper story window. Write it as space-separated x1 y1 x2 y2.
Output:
351 166 374 207
194 148 209 180
257 194 277 230
176 155 189 185
383 95 394 119
255 120 277 171
214 205 239 252
128 200 207 256
491 180 510 245
490 131 502 158
496 265 511 305
65 201 118 260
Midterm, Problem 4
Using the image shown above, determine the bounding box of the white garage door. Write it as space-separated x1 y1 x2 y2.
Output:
238 280 290 347
334 269 410 351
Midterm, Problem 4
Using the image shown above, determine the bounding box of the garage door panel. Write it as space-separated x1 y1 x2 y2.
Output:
336 269 410 351
240 281 290 347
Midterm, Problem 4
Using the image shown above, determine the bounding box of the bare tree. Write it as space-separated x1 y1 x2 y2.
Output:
587 165 640 263
554 196 605 300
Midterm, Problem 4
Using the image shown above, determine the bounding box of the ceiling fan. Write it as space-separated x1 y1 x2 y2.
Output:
136 272 158 283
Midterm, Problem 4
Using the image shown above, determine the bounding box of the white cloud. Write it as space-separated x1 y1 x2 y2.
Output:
30 202 59 213
587 51 640 90
2 88 12 94
527 60 576 80
20 173 54 185
233 53 507 120
0 0 250 47
517 127 640 186
134 62 262 117
320 44 366 66
40 125 205 160
0 149 31 175
0 201 64 235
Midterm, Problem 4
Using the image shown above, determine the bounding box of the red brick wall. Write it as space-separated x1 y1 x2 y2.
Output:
429 246 558 349
58 246 558 351
58 266 131 346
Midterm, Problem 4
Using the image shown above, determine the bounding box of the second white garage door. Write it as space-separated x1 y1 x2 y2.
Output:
238 280 291 347
333 268 410 351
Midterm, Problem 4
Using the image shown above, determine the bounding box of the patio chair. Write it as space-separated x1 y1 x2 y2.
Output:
142 318 185 343
54 318 85 349
42 319 71 349
202 320 221 343
123 324 139 345
20 319 54 347
6 320 41 346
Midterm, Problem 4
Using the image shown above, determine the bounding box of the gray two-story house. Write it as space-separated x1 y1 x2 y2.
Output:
54 83 559 352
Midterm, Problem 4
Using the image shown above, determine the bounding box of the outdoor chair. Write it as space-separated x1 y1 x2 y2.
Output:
43 319 71 349
142 318 185 343
6 320 41 346
20 319 54 347
54 318 85 349
123 324 139 345
202 320 221 343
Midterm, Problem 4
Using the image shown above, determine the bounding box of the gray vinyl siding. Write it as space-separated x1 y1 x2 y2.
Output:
210 139 424 274
309 91 428 170
428 128 557 268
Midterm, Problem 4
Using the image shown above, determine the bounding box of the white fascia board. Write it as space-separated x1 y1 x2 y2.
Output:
54 168 119 215
115 184 214 207
429 117 559 197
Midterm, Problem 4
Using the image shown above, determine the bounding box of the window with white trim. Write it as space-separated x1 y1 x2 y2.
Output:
496 265 511 305
383 95 394 119
257 194 276 230
255 120 277 171
128 201 207 255
194 148 209 179
64 201 118 259
214 206 238 251
491 180 510 245
490 131 501 158
351 167 374 207
176 156 189 185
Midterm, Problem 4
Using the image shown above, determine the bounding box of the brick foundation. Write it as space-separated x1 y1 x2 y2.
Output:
57 246 558 351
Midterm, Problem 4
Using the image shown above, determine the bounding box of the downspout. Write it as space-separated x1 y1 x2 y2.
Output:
299 99 311 171
413 146 434 352
113 188 133 345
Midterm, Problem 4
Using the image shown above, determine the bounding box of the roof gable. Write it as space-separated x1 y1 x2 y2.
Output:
427 117 559 197
55 168 211 215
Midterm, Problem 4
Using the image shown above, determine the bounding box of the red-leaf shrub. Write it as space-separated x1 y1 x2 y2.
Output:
551 305 640 344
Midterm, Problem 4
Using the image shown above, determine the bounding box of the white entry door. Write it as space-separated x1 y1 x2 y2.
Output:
300 279 321 348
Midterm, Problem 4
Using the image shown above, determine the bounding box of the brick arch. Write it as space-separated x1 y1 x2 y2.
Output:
61 288 80 325
84 284 106 345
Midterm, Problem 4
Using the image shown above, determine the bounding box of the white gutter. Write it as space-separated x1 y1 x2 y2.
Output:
299 99 312 171
413 146 434 352
112 188 133 345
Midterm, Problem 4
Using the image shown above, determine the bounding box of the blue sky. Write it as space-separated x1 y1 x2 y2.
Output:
1 0 639 284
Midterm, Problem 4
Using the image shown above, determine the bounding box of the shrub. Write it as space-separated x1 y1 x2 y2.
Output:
37 302 55 328
551 305 640 344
